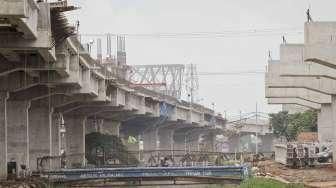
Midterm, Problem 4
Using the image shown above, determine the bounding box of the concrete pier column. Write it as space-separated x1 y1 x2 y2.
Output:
203 133 216 152
7 100 31 174
158 128 175 157
330 96 336 167
228 135 240 153
143 128 159 164
173 131 187 152
28 105 53 171
158 128 174 151
64 115 86 168
187 132 201 152
143 128 159 152
51 113 62 169
100 120 120 136
318 104 334 143
0 92 9 179
259 134 274 152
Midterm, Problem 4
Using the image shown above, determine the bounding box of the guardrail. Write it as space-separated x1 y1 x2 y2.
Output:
38 165 250 183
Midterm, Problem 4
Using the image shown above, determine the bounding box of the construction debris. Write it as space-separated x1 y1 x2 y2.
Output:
257 160 336 184
274 142 333 168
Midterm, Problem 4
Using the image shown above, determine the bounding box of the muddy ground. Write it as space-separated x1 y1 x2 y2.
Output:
258 160 336 187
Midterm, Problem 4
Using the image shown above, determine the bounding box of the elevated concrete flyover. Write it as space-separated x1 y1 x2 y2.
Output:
225 115 273 154
0 34 114 171
119 101 225 164
0 0 227 179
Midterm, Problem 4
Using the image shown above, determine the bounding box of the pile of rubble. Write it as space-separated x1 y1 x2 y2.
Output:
255 160 336 187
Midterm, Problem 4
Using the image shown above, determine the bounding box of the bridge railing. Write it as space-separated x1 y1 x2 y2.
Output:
39 165 250 183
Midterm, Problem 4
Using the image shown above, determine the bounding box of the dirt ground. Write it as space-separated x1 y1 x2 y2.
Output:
257 160 336 187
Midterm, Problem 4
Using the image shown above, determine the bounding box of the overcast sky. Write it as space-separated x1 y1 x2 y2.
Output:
66 0 336 118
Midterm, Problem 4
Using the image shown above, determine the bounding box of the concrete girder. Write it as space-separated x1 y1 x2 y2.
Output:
0 71 78 94
0 3 55 62
62 105 123 116
86 119 120 137
0 0 39 39
267 98 321 109
271 62 336 80
8 85 78 101
0 42 107 90
3 68 108 102
0 71 40 92
173 126 218 152
304 22 336 69
56 100 141 122
108 87 160 116
0 54 69 78
0 53 106 100
89 109 135 121
120 116 161 136
30 94 76 109
265 87 331 104
173 105 212 126
266 73 336 95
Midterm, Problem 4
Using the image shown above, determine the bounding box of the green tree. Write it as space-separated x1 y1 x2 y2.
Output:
85 132 139 166
269 111 290 141
269 110 317 141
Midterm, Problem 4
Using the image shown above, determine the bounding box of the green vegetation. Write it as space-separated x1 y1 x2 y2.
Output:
269 110 317 141
85 132 139 166
239 178 304 188
207 178 304 188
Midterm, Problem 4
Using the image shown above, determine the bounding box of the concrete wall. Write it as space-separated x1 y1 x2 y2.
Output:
266 72 336 95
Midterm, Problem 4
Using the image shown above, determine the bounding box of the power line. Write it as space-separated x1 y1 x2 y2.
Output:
197 70 265 76
80 27 303 39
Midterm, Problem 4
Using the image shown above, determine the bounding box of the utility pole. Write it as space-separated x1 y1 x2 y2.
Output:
238 110 242 153
255 102 258 154
184 133 187 154
190 63 194 103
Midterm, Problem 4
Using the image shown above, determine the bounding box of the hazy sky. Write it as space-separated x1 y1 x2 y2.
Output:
66 0 336 118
